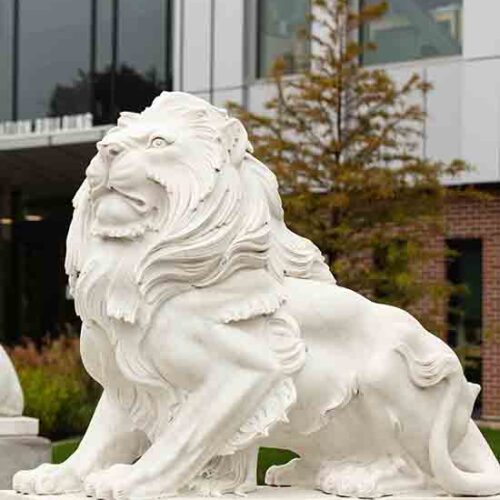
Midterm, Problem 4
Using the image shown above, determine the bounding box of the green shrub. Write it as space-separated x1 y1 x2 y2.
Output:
9 336 101 440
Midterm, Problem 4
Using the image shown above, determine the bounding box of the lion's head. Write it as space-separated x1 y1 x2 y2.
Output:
66 92 334 311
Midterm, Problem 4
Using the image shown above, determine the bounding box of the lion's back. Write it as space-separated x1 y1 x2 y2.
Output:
282 278 374 341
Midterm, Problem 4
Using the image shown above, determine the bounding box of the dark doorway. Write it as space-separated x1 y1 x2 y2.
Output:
446 238 482 415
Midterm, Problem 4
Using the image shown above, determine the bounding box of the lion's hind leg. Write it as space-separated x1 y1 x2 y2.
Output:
187 445 259 495
394 335 500 495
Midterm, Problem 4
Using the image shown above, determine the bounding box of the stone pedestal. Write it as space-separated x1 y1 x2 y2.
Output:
0 417 50 490
0 487 499 500
0 416 39 436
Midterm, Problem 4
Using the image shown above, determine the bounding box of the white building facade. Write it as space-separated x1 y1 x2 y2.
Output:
174 0 500 185
171 0 500 419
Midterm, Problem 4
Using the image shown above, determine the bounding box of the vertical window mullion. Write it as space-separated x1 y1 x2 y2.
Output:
164 0 173 90
90 0 97 123
111 0 119 120
12 0 19 121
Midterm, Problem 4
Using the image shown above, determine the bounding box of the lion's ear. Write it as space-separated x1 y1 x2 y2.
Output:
220 118 251 167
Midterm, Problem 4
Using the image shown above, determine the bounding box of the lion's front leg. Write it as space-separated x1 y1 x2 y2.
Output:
91 358 281 499
14 392 148 495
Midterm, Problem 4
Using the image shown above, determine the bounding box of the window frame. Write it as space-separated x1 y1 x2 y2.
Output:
359 0 463 68
252 0 312 81
3 0 173 124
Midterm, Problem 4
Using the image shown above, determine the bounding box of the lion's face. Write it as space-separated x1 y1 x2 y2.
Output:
86 121 174 238
85 109 221 239
66 92 332 310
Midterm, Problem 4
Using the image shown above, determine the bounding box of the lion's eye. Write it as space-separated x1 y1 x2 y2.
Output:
150 137 168 149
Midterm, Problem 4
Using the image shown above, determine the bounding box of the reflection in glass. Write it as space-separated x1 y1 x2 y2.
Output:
257 0 310 78
13 0 171 125
362 0 462 65
96 0 112 72
93 65 163 125
0 0 14 120
18 0 91 119
119 0 167 87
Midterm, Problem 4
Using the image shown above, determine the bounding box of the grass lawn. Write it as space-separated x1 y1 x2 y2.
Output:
52 437 81 464
53 427 500 482
480 427 500 458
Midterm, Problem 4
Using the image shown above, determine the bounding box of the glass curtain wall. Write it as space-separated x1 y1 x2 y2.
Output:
92 0 171 124
0 0 172 342
1 0 172 124
362 0 463 65
257 0 310 78
0 0 14 120
18 0 91 119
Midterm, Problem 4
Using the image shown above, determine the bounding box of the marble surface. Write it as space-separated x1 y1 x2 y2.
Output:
0 345 23 417
1 487 500 500
11 92 500 499
0 417 39 436
0 437 50 490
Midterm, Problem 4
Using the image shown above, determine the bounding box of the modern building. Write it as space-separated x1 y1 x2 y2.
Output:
0 0 499 418
0 0 174 343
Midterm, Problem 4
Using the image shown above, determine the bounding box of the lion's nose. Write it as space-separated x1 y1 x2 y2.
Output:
98 142 124 163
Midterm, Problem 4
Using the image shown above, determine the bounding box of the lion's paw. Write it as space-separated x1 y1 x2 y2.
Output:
317 462 387 499
84 464 136 500
13 463 82 494
266 458 317 488
317 456 433 498
321 472 380 498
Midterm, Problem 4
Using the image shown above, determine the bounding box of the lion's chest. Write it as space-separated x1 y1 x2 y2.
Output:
74 252 217 391
73 249 144 326
80 316 191 440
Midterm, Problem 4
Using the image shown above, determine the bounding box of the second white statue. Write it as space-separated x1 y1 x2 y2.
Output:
12 92 500 499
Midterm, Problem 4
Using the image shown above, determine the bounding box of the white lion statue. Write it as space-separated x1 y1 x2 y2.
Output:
13 92 500 499
0 345 23 417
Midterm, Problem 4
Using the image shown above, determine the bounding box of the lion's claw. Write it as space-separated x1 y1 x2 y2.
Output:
83 464 135 500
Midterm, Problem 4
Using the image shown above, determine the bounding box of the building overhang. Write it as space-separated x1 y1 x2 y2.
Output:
0 126 112 199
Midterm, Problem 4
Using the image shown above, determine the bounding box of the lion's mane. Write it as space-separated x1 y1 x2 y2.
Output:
66 92 334 320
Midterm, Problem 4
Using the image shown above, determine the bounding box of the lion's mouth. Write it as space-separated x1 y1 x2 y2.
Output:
92 187 153 235
109 186 149 214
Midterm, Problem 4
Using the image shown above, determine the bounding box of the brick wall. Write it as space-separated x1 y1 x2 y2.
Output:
414 188 500 418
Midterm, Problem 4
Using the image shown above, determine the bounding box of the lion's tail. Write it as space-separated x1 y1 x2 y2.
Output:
429 371 500 496
398 342 500 496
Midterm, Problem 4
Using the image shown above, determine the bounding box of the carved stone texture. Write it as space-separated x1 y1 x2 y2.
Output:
1 488 500 500
0 437 50 490
0 345 23 417
11 92 500 499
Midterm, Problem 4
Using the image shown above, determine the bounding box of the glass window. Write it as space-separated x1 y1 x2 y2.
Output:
119 0 167 87
96 0 112 73
447 239 482 348
257 0 310 78
15 0 172 125
362 0 462 65
115 0 167 114
93 0 170 124
0 0 14 120
446 238 482 413
18 0 91 119
91 0 113 124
